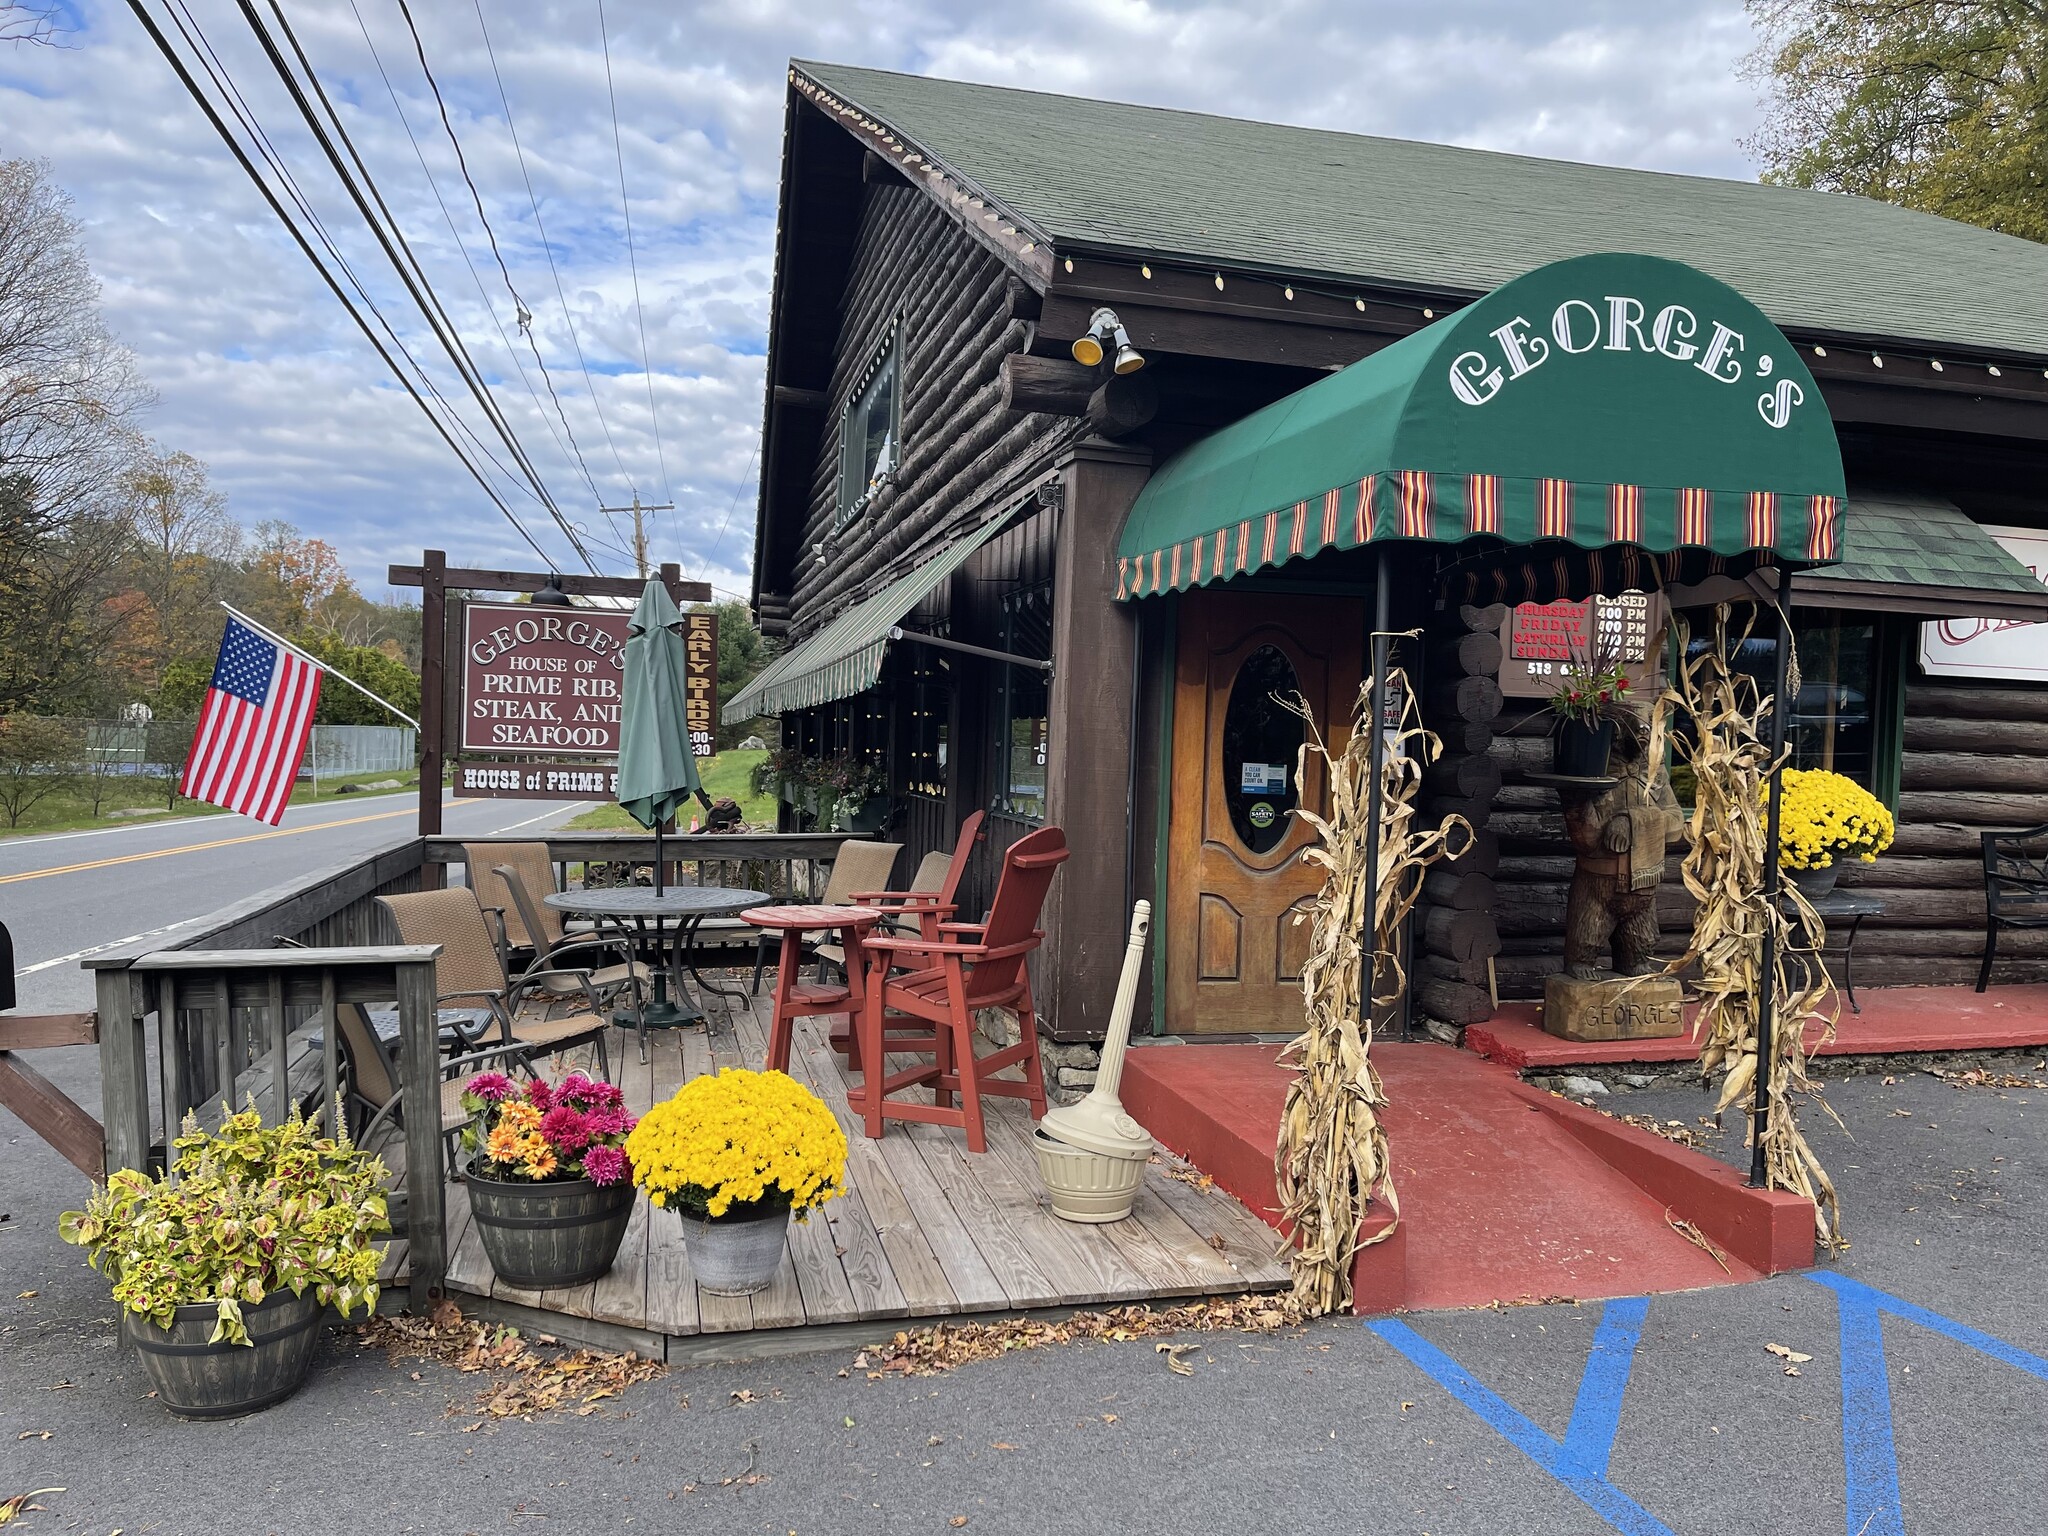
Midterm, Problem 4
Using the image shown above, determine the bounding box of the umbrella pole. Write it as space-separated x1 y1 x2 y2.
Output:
654 820 666 896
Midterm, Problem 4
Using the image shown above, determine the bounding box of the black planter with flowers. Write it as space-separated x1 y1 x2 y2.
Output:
457 1071 639 1290
1549 649 1634 777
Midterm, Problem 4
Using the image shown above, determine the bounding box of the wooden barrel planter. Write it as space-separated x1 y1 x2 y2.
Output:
122 1287 324 1420
466 1170 635 1288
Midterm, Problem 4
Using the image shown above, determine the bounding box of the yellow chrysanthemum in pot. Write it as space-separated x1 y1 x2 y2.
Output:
626 1067 849 1297
1773 768 1895 873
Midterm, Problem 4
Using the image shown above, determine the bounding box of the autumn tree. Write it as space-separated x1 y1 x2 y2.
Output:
1746 0 2048 240
124 445 238 671
0 160 150 711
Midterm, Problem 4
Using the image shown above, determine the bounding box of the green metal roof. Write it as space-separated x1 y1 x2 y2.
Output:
1119 253 1843 602
795 61 2048 361
1790 492 2048 619
728 514 1010 718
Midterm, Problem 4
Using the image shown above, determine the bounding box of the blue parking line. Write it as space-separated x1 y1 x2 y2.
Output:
1808 1273 2048 1536
1367 1299 1674 1536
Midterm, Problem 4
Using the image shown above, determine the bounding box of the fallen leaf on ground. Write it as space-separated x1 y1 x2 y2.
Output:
0 1490 63 1526
853 1293 1304 1377
950 1519 968 1528
1765 1343 1813 1364
14 1291 35 1300
13 1432 50 1442
990 1441 1016 1450
730 1390 759 1405
357 1314 664 1421
1156 1342 1197 1377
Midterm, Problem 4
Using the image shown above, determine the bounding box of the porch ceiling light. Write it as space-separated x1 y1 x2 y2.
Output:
1071 306 1146 374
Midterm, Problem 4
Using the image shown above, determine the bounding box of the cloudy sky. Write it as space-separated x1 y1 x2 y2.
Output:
0 0 1768 601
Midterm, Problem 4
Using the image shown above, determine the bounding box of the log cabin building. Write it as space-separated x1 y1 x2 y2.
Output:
732 61 2048 1061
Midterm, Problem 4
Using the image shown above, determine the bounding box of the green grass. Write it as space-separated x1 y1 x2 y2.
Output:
0 769 427 838
562 749 775 832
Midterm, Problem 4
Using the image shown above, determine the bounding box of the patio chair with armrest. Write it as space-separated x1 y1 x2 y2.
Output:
489 863 650 1019
465 841 565 954
855 825 1066 1152
839 810 986 954
330 999 528 1168
376 887 613 1081
1977 822 2048 991
751 839 903 992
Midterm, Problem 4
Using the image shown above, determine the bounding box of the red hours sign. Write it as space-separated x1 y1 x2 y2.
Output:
1498 592 1665 699
461 602 628 755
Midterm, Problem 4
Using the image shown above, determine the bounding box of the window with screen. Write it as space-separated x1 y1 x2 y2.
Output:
836 326 900 527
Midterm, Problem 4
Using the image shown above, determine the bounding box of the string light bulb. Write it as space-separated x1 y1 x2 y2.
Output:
1931 359 1944 372
1354 297 1365 312
1214 273 1225 290
1141 264 1152 279
1813 345 1827 357
1989 365 2003 377
1871 354 1884 368
1422 308 1435 319
1284 285 1294 300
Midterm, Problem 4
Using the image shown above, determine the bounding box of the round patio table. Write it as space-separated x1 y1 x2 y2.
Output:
741 904 884 1086
545 886 768 1044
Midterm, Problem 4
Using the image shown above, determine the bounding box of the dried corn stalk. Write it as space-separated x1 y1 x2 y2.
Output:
1662 604 1842 1248
1275 667 1472 1314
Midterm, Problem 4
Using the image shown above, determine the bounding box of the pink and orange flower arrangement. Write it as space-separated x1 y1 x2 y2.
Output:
459 1071 636 1186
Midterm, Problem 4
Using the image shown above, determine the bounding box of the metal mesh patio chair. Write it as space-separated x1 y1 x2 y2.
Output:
377 887 613 1080
489 862 650 1018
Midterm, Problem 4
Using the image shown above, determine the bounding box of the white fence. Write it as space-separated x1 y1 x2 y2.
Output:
307 724 416 789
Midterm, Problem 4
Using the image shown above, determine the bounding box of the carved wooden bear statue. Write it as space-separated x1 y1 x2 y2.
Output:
1560 725 1685 980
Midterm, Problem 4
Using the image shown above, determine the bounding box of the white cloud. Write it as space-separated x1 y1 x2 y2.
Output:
0 0 1763 600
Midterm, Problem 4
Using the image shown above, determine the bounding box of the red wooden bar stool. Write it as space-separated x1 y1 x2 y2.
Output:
855 827 1068 1152
741 903 883 1077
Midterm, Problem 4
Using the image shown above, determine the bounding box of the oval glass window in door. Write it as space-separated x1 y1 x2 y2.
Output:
1221 643 1305 854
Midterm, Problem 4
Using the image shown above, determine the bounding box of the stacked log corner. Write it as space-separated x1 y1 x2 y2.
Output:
1413 603 1508 1032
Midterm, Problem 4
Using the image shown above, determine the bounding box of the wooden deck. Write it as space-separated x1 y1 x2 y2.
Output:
434 984 1289 1354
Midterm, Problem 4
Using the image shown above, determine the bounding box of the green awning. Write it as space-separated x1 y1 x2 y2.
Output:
729 513 1010 718
1116 253 1846 604
1790 491 2048 621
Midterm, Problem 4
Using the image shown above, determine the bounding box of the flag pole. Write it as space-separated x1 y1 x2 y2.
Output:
218 603 422 730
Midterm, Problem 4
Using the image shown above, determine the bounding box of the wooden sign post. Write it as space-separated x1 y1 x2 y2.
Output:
388 553 712 871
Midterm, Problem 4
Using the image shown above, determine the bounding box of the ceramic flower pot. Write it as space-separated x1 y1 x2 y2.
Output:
122 1287 324 1420
465 1168 635 1289
1553 719 1616 778
675 1204 791 1295
1788 863 1840 899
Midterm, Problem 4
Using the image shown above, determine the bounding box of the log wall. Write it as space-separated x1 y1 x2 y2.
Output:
1415 633 2048 1021
783 183 1080 630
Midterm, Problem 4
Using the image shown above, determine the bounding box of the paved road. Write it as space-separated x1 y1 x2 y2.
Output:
0 792 592 1015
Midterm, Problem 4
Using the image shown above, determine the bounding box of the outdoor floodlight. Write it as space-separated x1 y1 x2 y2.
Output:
1071 307 1145 374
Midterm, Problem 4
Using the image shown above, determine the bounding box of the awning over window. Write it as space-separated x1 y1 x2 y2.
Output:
728 513 1010 719
1789 492 2048 621
1115 253 1846 605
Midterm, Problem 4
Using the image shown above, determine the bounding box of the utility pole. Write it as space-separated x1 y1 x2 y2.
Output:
598 491 675 578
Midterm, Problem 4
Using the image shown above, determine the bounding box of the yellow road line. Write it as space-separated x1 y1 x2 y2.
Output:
0 803 467 885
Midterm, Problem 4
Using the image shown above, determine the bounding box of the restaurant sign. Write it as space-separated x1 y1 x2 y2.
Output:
461 601 718 757
462 602 627 754
1918 526 2048 682
457 761 621 801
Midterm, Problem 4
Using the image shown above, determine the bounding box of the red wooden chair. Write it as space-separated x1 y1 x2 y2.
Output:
850 809 985 945
855 825 1067 1151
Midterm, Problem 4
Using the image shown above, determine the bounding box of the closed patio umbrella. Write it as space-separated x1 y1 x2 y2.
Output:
617 577 708 896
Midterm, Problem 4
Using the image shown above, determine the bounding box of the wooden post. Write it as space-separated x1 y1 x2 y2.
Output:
320 969 339 1134
1042 439 1153 1040
95 966 151 1175
395 953 447 1298
418 549 447 853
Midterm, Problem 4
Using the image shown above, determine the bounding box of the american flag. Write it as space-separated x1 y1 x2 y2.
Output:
178 618 324 825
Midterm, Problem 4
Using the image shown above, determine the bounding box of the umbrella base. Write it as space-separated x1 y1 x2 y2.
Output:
621 997 701 1030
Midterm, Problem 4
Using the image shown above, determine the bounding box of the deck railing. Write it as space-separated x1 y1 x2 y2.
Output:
83 828 863 1303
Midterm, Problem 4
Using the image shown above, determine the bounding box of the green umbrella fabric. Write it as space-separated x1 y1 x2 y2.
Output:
616 578 705 831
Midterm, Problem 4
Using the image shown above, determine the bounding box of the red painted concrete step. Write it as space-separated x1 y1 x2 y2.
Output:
1466 983 2048 1071
1122 1041 1812 1315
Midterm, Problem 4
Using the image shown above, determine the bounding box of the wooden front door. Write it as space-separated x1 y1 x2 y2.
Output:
1165 590 1363 1034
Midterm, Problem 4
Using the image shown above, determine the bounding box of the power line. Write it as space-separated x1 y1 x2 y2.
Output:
596 0 675 522
161 0 547 520
470 0 635 502
123 0 560 569
243 0 604 573
699 441 759 580
387 0 607 509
